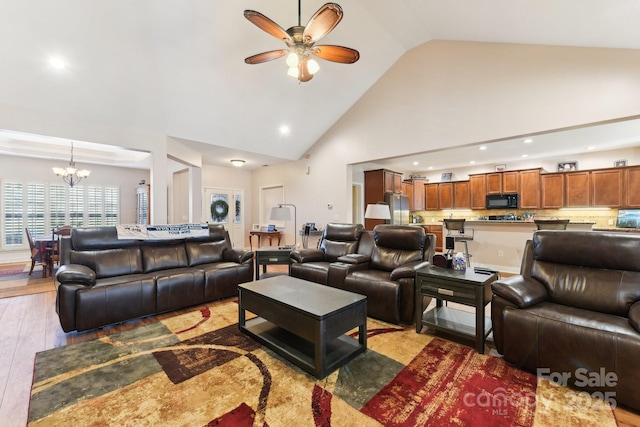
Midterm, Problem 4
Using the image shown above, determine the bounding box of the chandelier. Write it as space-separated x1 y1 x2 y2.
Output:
52 141 91 187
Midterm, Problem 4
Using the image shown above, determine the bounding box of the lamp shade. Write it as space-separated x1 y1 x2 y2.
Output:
270 206 292 221
364 204 391 220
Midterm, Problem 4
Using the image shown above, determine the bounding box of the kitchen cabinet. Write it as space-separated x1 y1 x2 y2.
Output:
424 183 439 210
502 171 519 194
402 181 413 209
364 168 403 230
486 173 502 194
405 178 426 211
591 169 623 207
420 225 443 253
438 183 454 209
519 169 540 209
540 173 564 209
624 166 640 207
564 171 590 207
469 175 487 209
453 181 470 209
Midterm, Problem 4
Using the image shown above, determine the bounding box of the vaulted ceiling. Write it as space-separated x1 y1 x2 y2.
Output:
1 1 640 171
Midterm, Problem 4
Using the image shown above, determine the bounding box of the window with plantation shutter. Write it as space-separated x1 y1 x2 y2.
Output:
27 183 46 238
104 187 119 225
2 180 120 249
3 182 23 246
49 185 67 229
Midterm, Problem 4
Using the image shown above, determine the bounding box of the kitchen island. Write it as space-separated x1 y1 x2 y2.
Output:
439 220 594 274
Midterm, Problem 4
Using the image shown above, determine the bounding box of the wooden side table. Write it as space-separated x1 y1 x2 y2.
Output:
415 266 497 353
249 231 281 250
254 246 291 279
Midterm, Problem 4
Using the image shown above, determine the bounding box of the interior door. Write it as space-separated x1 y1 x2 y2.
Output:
203 188 244 249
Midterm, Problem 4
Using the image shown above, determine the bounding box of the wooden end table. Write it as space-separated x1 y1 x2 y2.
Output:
254 246 291 279
415 266 497 353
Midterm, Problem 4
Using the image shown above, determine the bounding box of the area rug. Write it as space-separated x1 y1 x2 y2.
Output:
0 263 55 299
28 300 616 426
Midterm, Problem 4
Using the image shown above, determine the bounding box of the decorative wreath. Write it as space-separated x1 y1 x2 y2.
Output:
210 199 229 222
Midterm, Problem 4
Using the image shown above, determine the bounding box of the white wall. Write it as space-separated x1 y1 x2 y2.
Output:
253 41 640 233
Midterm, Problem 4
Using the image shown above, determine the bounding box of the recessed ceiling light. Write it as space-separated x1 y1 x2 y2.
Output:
524 139 533 143
279 125 290 135
49 57 65 69
413 161 419 166
479 146 487 151
428 166 433 170
521 154 528 158
469 160 476 164
586 146 596 150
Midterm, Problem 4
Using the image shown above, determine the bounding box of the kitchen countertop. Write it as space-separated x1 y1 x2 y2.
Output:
593 227 640 232
413 220 595 225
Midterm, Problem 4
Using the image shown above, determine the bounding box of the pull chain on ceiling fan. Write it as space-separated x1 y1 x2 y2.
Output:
244 1 360 82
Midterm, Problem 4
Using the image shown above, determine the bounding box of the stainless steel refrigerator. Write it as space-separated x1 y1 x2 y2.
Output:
384 193 410 225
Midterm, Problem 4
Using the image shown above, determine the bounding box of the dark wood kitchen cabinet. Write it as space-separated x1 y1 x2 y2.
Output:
540 173 564 209
425 183 439 210
519 169 540 209
624 166 640 207
469 175 487 209
453 181 471 209
564 171 590 207
405 178 427 211
591 169 623 207
438 183 454 209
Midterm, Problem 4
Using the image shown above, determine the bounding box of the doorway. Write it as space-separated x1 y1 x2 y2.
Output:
203 188 244 248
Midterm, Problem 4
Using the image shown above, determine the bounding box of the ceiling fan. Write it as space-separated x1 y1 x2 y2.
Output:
244 1 360 82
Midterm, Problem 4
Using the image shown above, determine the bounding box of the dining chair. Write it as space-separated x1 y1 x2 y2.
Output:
48 225 72 278
25 228 48 278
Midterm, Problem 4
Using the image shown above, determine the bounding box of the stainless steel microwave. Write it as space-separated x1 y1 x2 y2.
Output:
486 193 519 209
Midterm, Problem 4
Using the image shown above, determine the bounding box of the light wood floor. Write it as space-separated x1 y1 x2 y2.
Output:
0 267 639 427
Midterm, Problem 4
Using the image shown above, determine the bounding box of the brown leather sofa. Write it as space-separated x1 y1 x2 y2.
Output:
292 224 435 325
290 223 364 284
491 230 640 410
55 225 253 332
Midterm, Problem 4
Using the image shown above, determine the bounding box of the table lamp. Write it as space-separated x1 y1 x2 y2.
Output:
270 203 297 248
364 203 391 221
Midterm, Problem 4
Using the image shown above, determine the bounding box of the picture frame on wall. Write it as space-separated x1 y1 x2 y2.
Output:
441 172 452 182
614 159 627 167
557 161 578 172
495 164 506 172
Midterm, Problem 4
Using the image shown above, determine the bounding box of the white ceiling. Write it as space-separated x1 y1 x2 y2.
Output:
1 1 640 171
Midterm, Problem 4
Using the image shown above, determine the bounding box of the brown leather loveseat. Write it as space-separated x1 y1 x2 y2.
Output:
291 224 435 325
491 230 640 410
55 225 253 332
290 223 364 284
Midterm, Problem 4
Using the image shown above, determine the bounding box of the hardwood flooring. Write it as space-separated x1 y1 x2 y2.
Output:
0 266 638 426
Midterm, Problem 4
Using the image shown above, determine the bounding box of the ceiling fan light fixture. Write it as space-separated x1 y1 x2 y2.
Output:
307 58 320 74
287 66 299 78
286 52 299 67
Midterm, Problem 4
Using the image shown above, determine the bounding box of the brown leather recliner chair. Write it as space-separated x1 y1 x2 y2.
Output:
491 230 640 411
290 223 364 284
334 225 435 325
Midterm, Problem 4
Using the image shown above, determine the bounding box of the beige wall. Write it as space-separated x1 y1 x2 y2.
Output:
254 41 640 235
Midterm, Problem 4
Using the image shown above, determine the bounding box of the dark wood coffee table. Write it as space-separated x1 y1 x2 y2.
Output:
238 276 367 378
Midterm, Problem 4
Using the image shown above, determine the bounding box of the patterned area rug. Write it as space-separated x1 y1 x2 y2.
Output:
0 263 55 299
29 300 616 426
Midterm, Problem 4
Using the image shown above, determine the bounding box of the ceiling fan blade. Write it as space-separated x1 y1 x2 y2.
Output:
303 3 343 44
311 45 360 64
245 50 288 64
244 10 292 43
